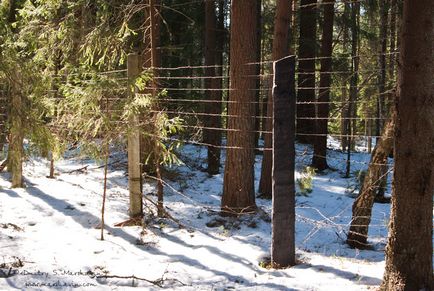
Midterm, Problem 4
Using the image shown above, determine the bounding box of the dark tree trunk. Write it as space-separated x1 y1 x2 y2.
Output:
254 0 262 150
296 0 317 144
222 0 259 215
312 0 335 171
259 0 292 199
388 0 397 86
347 112 395 249
345 0 359 178
204 0 222 175
381 0 433 289
377 0 388 139
340 1 350 151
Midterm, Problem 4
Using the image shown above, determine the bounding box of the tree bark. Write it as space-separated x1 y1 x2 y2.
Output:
222 0 259 215
340 1 350 151
347 112 395 249
377 0 388 139
296 0 317 144
259 0 292 199
381 0 433 289
203 0 222 175
311 0 335 171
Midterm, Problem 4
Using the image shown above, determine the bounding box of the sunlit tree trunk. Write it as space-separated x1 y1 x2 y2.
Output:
381 0 433 289
222 0 259 215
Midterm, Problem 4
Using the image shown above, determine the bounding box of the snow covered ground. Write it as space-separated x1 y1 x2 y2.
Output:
0 140 392 290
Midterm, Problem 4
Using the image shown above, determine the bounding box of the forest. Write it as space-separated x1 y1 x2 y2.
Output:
0 0 432 290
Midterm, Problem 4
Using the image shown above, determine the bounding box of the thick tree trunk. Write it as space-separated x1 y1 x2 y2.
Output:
296 0 317 144
347 113 394 249
381 0 433 289
222 0 259 215
312 0 335 171
204 0 222 175
259 0 292 198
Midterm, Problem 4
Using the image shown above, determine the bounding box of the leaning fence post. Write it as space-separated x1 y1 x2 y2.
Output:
271 55 296 267
127 53 143 218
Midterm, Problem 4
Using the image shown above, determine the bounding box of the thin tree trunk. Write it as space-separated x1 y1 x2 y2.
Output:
345 0 359 178
381 0 433 288
388 0 397 86
340 1 350 151
0 86 6 153
254 0 262 150
204 0 222 175
312 0 335 171
100 142 109 241
296 0 317 144
149 0 164 218
377 0 388 139
259 0 292 199
222 0 259 215
347 112 394 249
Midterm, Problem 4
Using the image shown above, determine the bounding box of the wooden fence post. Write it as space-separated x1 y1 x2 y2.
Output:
127 53 143 218
9 84 24 188
271 55 296 267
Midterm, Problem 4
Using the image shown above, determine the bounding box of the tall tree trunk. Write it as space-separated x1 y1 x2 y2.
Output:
204 0 222 175
377 0 388 139
340 1 350 151
381 0 433 289
259 0 292 198
345 0 359 178
141 0 161 175
222 0 259 215
347 112 394 249
296 0 317 144
312 0 335 171
388 0 397 86
254 0 262 150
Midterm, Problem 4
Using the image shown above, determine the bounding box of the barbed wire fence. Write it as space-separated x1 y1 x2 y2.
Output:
0 51 397 247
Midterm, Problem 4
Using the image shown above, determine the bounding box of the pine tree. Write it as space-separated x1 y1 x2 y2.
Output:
381 0 433 289
222 0 259 215
311 0 335 171
296 0 317 144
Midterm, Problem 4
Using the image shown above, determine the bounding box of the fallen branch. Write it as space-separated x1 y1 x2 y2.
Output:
96 274 186 288
66 165 89 174
96 274 163 287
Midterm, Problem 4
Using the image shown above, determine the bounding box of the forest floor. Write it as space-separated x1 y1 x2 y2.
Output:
0 139 392 290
